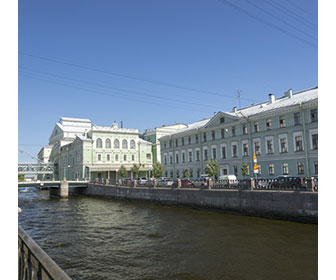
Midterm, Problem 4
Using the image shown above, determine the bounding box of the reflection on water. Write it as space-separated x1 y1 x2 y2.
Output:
19 191 317 280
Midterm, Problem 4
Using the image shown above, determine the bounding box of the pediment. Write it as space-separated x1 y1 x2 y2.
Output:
204 111 240 128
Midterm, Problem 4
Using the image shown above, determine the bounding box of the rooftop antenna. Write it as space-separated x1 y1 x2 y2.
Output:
235 90 242 109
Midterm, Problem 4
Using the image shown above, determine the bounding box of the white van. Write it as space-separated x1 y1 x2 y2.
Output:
218 175 238 185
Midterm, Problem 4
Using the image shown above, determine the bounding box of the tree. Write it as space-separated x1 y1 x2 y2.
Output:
205 159 218 179
153 161 162 178
131 164 140 179
118 165 128 178
241 163 249 178
18 174 24 181
183 169 190 178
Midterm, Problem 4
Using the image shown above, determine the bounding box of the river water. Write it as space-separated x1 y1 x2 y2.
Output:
18 189 317 280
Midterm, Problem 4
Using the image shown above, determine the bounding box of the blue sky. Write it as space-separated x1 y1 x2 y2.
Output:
18 0 317 162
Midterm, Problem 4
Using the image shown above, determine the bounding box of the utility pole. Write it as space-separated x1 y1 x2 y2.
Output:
235 90 242 109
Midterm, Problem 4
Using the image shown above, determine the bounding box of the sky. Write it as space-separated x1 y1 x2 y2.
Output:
18 0 318 162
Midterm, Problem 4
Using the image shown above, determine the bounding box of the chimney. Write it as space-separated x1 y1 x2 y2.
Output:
232 106 237 112
121 121 123 128
269 94 275 104
288 88 293 98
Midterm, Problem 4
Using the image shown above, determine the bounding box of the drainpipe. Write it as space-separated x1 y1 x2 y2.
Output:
301 104 310 177
199 130 203 173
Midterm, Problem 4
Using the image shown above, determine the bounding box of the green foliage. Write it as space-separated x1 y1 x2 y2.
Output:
117 165 128 178
131 164 140 178
183 169 190 178
153 161 162 178
18 174 24 181
205 159 218 178
241 163 249 177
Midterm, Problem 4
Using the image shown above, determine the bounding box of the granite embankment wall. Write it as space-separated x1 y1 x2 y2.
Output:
81 184 317 223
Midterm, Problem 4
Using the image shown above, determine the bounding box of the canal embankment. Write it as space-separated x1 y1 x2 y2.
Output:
78 184 317 223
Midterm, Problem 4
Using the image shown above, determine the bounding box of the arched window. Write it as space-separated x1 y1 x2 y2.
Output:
130 140 136 149
122 139 128 149
114 139 120 149
105 138 111 148
96 138 102 148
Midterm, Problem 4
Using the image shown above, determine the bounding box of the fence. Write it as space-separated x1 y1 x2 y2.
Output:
18 225 71 280
90 177 317 192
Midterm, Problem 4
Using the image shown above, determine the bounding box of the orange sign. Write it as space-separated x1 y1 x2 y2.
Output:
253 163 258 170
253 153 257 160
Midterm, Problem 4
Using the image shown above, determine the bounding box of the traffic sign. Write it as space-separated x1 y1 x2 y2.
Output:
253 163 258 170
253 153 257 160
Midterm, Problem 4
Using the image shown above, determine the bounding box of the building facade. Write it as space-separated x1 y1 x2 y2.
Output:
41 117 153 181
142 123 188 163
159 87 318 179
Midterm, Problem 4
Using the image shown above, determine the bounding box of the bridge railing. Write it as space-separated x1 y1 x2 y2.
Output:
18 225 71 280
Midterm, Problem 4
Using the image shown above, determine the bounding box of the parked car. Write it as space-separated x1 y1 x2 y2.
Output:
218 175 238 186
137 177 148 185
270 176 305 189
157 177 174 187
255 177 269 188
181 179 193 187
121 178 132 185
193 177 208 188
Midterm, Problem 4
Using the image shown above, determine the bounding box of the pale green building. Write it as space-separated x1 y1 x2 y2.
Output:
42 117 153 182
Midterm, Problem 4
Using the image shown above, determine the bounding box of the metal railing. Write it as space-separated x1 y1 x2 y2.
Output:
18 226 71 280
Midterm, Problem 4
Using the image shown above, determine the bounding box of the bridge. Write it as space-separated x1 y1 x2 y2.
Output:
18 180 89 188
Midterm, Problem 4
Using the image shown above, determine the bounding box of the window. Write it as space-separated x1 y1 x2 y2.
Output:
204 149 208 161
279 116 286 128
267 139 273 154
280 137 287 153
189 169 193 178
96 138 102 148
130 140 136 149
282 163 289 175
196 150 200 161
169 140 172 148
165 171 168 177
311 109 318 122
243 124 248 135
220 117 225 123
294 112 301 125
164 154 167 165
203 133 207 142
212 147 217 159
221 146 226 159
182 138 185 146
170 170 173 178
146 153 151 160
195 135 199 144
254 141 261 155
169 155 173 164
243 143 249 156
164 142 166 149
266 119 272 130
107 154 110 161
254 121 259 132
312 134 318 150
188 136 191 144
197 169 201 178
295 136 303 151
221 129 225 138
114 139 120 149
105 139 111 148
97 154 102 161
188 151 192 162
175 139 178 147
234 165 238 176
124 155 127 161
175 153 179 163
268 164 274 175
297 162 304 174
115 154 119 161
232 144 237 157
132 155 135 161
231 126 236 136
222 167 228 175
122 139 128 149
212 130 215 140
314 161 318 174
176 170 180 178
182 152 185 163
